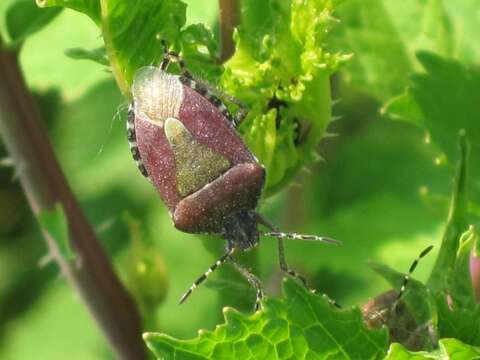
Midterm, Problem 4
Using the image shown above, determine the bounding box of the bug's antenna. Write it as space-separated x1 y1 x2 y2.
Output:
262 231 341 245
396 245 434 301
179 247 235 305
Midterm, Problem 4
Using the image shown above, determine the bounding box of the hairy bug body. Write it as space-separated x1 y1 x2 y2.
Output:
127 45 338 310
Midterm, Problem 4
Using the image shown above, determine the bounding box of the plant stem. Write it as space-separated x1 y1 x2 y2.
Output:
427 130 469 293
218 0 240 63
0 39 145 360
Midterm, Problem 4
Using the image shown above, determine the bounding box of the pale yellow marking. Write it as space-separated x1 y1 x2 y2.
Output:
164 118 231 197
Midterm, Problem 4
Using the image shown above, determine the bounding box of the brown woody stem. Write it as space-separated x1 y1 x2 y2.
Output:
0 38 145 360
218 0 240 63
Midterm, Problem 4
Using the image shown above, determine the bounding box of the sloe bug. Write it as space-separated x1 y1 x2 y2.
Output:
127 42 339 310
362 245 436 350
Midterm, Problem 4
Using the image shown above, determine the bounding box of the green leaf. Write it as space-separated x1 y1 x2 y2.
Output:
100 0 185 96
381 91 425 126
221 0 350 192
439 338 480 358
64 46 108 65
384 342 435 359
410 53 480 160
36 0 101 24
38 0 219 98
385 53 480 162
5 0 62 47
436 295 480 346
427 131 469 294
385 338 480 359
447 226 477 310
37 203 75 261
330 0 473 102
144 279 389 359
440 1 480 63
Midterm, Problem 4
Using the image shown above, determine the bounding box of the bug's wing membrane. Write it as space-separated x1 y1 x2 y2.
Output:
164 117 231 197
132 67 183 123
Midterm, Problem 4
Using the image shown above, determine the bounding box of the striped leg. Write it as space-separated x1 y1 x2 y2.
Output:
255 215 311 289
276 237 308 288
127 104 150 181
179 248 234 305
396 245 434 301
256 214 342 308
229 257 264 311
181 79 248 128
160 40 248 127
263 231 340 245
159 40 192 77
277 237 341 308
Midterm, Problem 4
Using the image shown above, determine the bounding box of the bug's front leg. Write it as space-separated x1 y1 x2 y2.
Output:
160 40 248 128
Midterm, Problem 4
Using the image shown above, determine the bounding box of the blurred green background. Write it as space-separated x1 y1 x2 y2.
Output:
0 1 471 358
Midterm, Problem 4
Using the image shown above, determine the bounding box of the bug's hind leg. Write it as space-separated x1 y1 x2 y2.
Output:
229 256 264 312
276 236 309 287
127 104 150 181
256 214 310 287
276 236 342 308
256 214 342 308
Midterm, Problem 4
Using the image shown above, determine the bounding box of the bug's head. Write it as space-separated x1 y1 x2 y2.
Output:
222 211 259 251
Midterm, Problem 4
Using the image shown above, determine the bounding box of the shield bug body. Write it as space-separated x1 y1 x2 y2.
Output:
362 245 436 350
127 45 338 309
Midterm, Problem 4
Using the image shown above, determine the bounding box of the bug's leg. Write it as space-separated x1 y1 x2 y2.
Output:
225 93 248 127
276 236 308 287
263 231 340 245
256 214 309 288
161 41 248 127
160 41 193 77
127 104 150 181
198 87 248 127
229 256 264 311
179 248 235 305
256 214 341 308
189 80 248 127
396 245 434 301
257 214 340 246
186 80 248 128
276 237 341 308
159 40 174 72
